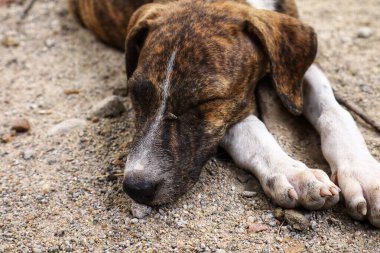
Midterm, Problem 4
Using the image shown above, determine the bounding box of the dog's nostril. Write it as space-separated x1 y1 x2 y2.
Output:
122 177 157 204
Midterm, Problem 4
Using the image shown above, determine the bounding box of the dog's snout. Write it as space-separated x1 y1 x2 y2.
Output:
123 177 158 204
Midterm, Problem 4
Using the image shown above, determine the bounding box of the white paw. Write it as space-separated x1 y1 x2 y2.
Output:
259 160 340 210
334 158 380 228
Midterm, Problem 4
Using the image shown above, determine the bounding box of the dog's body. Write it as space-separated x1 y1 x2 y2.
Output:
69 0 380 228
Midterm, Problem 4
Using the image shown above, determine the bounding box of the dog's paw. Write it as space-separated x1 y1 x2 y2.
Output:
260 160 340 210
334 158 380 228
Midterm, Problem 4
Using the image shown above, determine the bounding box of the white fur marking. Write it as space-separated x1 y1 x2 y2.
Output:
246 0 277 11
126 50 177 173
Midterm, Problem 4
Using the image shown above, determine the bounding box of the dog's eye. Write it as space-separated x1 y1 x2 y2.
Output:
194 96 227 108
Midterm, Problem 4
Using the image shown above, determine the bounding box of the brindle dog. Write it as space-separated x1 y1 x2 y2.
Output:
69 0 380 227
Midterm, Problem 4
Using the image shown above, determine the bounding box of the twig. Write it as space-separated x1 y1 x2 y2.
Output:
334 90 380 135
96 173 124 179
20 0 37 19
276 220 285 237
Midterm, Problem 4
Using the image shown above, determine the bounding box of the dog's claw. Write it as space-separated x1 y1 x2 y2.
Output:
320 187 332 197
329 186 339 196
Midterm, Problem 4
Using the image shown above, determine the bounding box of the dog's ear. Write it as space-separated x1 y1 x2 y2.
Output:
242 9 317 115
125 4 166 78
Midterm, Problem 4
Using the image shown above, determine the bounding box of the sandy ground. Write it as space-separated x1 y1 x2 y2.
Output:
1 0 380 252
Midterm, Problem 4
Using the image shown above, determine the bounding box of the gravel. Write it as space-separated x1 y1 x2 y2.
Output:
1 0 380 252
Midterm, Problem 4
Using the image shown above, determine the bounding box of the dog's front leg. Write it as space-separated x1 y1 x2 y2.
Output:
304 64 380 227
221 115 339 210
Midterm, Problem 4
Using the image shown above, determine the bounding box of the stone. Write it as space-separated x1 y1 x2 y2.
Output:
242 191 257 198
1 133 15 143
22 149 36 160
45 38 56 48
48 246 60 253
284 210 309 231
32 246 43 253
42 183 51 194
357 27 373 38
47 119 87 136
11 118 31 132
274 207 285 220
90 95 126 118
131 202 152 219
360 84 373 94
1 36 19 47
247 223 269 233
63 89 80 95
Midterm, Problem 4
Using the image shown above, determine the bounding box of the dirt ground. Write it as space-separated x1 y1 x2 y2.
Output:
1 0 380 252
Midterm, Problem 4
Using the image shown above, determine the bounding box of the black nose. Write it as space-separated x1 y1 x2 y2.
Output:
123 177 157 204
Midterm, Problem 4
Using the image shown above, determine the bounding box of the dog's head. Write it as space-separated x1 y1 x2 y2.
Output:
122 1 317 205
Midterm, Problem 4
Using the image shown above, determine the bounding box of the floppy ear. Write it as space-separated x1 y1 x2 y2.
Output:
125 3 166 78
243 9 318 115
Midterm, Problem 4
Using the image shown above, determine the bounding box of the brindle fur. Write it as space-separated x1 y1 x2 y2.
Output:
68 0 317 205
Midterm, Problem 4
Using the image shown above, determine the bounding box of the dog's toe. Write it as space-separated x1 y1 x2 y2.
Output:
261 162 340 210
262 174 298 208
337 160 380 228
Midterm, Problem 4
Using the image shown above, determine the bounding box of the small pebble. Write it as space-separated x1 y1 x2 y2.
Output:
90 95 126 118
275 236 283 242
47 119 87 136
247 216 255 223
64 89 80 95
1 133 15 143
42 183 51 194
311 220 317 230
131 202 152 219
32 246 43 253
1 36 19 47
284 210 309 231
274 207 285 220
357 26 373 38
215 249 226 253
360 84 372 94
247 223 269 233
242 191 257 198
22 149 35 160
45 38 56 48
11 118 31 133
48 246 59 253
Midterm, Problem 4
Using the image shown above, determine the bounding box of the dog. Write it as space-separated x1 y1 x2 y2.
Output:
68 0 380 228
